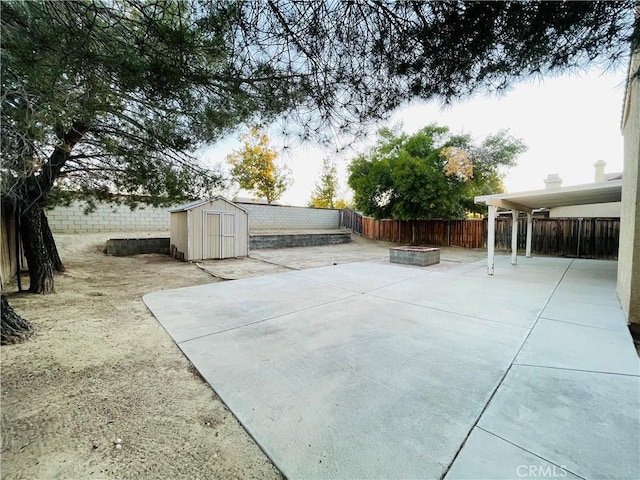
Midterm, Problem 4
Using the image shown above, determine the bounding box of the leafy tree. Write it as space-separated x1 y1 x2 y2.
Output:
308 158 349 209
348 125 525 220
461 131 528 214
227 128 291 204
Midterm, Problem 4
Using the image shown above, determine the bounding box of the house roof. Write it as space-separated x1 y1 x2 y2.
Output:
169 197 251 214
234 197 281 205
475 179 622 213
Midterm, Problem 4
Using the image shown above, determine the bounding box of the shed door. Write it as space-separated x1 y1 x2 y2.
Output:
203 212 235 259
221 213 236 258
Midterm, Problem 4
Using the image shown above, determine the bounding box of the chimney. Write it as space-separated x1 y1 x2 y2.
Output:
594 160 606 183
544 173 563 189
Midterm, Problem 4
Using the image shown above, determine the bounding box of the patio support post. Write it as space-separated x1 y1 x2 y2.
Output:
487 205 497 275
526 213 533 258
511 210 518 265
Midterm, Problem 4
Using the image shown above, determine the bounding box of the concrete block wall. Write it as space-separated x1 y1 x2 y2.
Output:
47 201 173 233
236 203 340 231
46 200 341 234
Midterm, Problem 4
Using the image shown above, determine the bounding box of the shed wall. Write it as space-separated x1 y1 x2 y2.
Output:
170 211 188 258
187 199 249 261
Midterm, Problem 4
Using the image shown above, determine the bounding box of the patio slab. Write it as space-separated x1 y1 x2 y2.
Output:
514 318 640 375
372 272 556 328
541 298 628 331
288 261 431 294
475 365 640 480
445 428 582 480
178 294 529 479
143 272 356 343
144 256 639 479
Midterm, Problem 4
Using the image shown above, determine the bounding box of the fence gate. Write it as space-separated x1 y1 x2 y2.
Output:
340 208 363 235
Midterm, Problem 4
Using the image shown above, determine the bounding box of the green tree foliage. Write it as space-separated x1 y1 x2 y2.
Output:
228 1 637 141
1 0 297 209
227 128 291 204
348 126 526 220
308 159 349 209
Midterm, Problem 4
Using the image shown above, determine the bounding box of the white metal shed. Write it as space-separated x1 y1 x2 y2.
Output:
169 198 250 261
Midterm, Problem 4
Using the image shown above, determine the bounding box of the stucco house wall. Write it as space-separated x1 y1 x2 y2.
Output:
549 202 621 218
617 50 640 330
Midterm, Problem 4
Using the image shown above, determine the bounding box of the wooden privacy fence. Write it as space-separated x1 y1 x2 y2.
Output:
340 209 620 259
494 217 619 259
359 217 486 248
0 207 17 287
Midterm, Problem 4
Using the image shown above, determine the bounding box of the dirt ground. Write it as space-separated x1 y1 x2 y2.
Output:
1 232 282 480
1 232 488 479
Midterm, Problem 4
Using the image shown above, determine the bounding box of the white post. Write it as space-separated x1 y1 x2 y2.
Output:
511 210 518 265
487 205 496 275
526 213 533 258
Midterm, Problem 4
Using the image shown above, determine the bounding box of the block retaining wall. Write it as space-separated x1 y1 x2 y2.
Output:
249 233 351 250
104 232 351 257
106 238 170 256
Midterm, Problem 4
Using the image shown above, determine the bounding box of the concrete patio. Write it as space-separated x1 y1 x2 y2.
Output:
144 255 639 479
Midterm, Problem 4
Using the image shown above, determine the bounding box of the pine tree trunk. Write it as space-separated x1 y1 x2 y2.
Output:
41 209 65 272
1 294 33 345
21 204 55 294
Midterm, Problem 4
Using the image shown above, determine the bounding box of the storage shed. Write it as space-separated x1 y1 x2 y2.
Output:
169 198 250 261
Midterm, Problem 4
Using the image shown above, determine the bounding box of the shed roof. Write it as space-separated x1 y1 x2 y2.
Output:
475 180 622 213
169 197 251 214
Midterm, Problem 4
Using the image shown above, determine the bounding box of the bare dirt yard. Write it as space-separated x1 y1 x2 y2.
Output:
1 232 487 479
1 233 282 480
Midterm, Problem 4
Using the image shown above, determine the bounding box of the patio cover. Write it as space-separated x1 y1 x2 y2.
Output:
475 180 622 274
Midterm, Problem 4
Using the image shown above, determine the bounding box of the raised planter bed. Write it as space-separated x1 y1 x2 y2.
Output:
390 246 440 267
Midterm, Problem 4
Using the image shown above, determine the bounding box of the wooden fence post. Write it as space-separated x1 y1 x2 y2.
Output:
577 217 583 258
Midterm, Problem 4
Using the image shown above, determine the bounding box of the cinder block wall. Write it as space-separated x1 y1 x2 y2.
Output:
236 203 340 230
46 201 341 233
106 237 170 256
47 201 173 233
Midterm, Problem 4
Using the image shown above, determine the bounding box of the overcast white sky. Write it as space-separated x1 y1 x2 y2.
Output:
199 63 628 207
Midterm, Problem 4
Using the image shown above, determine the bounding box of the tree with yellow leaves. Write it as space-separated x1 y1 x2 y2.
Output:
227 128 292 204
308 158 350 209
